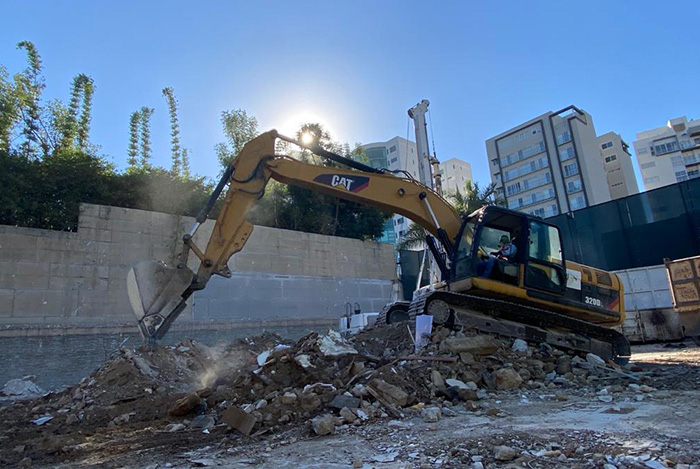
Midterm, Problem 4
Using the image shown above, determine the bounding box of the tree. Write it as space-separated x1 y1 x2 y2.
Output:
397 181 505 250
76 75 94 150
59 74 94 151
181 147 191 179
14 41 45 157
0 65 20 152
216 109 258 169
447 180 505 216
162 87 182 176
139 106 154 169
127 110 140 170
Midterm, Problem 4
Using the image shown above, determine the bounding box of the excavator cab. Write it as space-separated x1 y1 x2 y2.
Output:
449 205 568 298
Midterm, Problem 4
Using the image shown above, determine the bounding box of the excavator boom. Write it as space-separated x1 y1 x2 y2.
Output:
127 130 461 341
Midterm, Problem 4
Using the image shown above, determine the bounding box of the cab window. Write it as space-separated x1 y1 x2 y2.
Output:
525 221 565 292
528 221 563 265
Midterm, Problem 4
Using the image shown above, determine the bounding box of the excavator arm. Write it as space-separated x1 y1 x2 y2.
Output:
127 130 462 341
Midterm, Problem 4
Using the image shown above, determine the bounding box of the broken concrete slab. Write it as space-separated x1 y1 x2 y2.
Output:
440 336 499 355
222 406 256 436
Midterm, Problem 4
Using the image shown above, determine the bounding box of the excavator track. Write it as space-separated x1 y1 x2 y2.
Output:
379 291 630 365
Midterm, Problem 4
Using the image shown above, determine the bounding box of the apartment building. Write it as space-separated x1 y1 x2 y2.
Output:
633 116 700 190
439 158 473 196
598 131 639 199
362 137 418 241
486 106 611 218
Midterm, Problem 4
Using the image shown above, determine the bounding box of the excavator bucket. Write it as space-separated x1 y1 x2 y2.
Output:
127 260 195 342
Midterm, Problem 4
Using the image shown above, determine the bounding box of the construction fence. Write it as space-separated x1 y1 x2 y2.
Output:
547 178 700 271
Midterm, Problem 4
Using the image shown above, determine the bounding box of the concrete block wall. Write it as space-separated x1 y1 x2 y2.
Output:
0 204 396 329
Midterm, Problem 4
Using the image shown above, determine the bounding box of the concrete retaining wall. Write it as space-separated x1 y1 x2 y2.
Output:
0 204 396 331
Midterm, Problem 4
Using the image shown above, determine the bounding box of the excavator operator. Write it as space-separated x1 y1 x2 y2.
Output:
477 234 518 279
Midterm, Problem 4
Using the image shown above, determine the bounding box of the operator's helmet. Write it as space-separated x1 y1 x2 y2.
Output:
499 235 510 244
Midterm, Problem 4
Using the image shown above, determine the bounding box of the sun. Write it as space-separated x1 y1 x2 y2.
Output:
300 131 315 146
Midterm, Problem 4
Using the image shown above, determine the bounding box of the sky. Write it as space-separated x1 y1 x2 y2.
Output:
2 1 699 188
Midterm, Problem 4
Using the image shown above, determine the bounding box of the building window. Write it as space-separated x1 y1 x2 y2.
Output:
601 141 613 150
688 169 700 178
566 178 582 194
556 131 571 145
559 145 575 161
640 162 656 169
604 154 617 163
563 162 579 177
637 147 648 155
390 157 398 164
491 158 499 166
497 123 543 151
389 145 397 153
654 141 679 155
569 195 586 210
500 141 546 167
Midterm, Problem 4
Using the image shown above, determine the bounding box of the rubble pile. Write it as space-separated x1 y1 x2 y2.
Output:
0 322 672 467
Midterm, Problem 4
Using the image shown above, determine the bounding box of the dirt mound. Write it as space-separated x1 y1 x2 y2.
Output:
0 324 643 467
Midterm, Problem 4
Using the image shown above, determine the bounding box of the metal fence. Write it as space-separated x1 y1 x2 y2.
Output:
547 178 700 271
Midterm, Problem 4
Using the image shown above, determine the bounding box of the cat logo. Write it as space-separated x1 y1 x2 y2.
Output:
313 174 370 193
331 175 355 191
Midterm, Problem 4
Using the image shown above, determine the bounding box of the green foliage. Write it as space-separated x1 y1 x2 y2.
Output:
216 109 259 169
162 87 182 176
139 106 154 169
15 41 45 157
127 110 140 170
0 65 20 151
447 180 504 216
58 74 94 151
0 41 386 241
76 76 93 150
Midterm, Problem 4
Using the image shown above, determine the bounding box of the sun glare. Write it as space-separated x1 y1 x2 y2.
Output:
301 132 315 146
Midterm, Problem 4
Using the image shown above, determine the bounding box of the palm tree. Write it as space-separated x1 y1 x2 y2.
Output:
447 180 505 217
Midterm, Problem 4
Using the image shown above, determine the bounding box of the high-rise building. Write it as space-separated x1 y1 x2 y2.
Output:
598 132 639 199
439 158 473 196
486 105 611 218
362 136 418 240
633 116 700 190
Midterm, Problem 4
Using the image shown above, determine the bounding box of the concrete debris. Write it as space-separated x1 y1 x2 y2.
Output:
421 406 441 422
190 415 215 429
511 339 528 353
370 379 408 407
339 407 358 423
256 350 271 366
2 325 684 468
30 415 53 425
164 423 186 432
294 354 313 369
2 377 46 398
440 335 499 355
317 330 358 357
431 370 445 387
170 393 204 416
494 445 518 461
586 352 606 366
493 368 523 390
329 394 360 409
222 406 256 436
310 413 335 436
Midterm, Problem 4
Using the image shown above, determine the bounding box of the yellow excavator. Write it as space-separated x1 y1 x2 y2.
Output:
127 130 631 364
